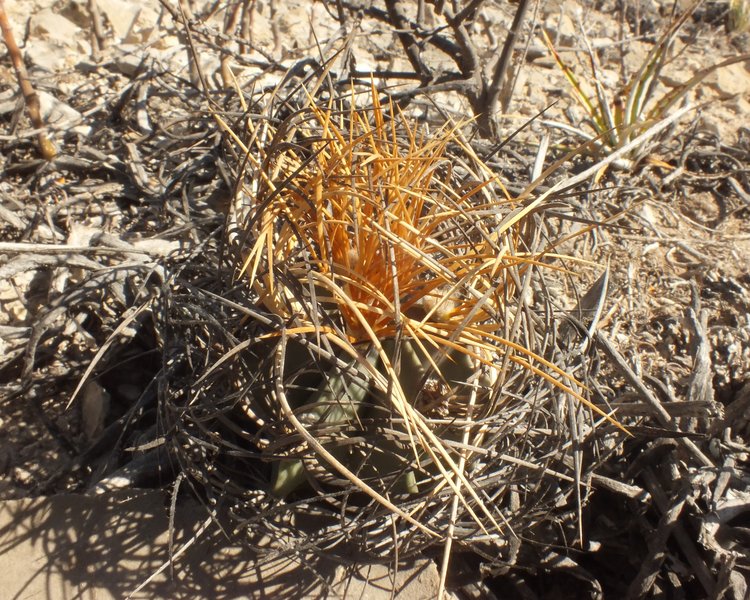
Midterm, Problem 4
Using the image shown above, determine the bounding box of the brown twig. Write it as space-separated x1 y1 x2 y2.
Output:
0 0 57 160
88 0 107 58
480 0 531 132
384 0 433 82
332 0 532 138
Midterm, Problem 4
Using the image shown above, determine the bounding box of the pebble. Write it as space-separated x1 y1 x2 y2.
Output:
12 467 33 487
25 40 78 72
29 8 81 40
81 381 111 441
110 46 146 77
97 0 142 41
38 91 91 137
710 61 750 98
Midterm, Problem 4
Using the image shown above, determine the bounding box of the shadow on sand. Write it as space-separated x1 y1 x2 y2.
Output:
0 490 438 599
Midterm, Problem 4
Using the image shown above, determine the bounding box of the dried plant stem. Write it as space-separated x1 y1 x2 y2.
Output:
0 0 57 160
332 0 531 137
438 371 480 600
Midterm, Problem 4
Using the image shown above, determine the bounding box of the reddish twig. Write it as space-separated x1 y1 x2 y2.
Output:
0 0 57 160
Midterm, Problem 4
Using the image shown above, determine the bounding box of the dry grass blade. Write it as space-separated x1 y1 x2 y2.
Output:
66 302 152 409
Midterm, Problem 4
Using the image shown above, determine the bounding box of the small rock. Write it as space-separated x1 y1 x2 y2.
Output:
81 381 110 440
97 0 141 41
331 560 442 599
110 46 146 77
150 34 181 51
29 9 81 42
556 13 577 44
732 96 750 121
12 467 33 487
66 223 99 247
38 91 91 137
544 0 581 45
0 87 16 117
25 40 74 72
123 4 162 44
709 60 750 98
131 237 182 257
59 0 93 29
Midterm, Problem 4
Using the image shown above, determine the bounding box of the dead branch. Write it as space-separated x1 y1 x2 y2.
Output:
330 0 533 138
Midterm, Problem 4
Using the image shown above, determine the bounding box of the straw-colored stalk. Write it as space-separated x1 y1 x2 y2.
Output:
729 0 750 32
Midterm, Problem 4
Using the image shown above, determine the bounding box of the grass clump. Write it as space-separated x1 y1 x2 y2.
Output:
544 1 750 168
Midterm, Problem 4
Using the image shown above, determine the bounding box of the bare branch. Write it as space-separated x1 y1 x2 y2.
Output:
385 0 433 82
